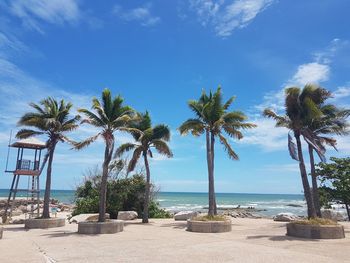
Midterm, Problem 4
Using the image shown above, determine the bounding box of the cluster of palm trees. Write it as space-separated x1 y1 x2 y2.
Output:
16 89 173 223
264 85 349 218
16 84 348 223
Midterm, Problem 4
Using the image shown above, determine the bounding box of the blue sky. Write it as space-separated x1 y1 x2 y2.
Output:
0 0 349 194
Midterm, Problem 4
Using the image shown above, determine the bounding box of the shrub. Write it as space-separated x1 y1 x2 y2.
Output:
73 168 171 219
149 201 172 218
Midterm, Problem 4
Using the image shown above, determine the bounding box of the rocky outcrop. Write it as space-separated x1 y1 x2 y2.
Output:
69 213 110 224
117 211 138 220
223 209 265 219
321 210 345 222
273 213 299 222
174 211 199 221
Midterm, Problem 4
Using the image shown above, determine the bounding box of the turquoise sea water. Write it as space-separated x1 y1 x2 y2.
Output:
0 189 307 217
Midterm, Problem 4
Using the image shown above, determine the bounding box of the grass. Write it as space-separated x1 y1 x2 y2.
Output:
192 215 228 221
293 217 338 226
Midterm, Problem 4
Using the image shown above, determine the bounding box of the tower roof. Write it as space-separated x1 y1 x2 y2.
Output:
11 138 47 149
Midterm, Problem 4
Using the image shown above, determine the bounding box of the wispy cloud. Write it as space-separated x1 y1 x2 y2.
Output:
113 4 160 27
3 0 82 33
190 0 276 37
242 39 350 153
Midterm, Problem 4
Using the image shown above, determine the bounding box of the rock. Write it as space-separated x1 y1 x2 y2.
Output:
321 209 345 222
286 204 303 208
174 211 199 221
11 218 25 224
117 211 138 220
69 213 110 224
273 213 299 222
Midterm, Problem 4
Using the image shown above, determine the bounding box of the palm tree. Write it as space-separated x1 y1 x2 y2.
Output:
115 111 173 223
306 102 350 217
74 89 135 222
179 87 256 216
16 98 80 218
263 85 331 218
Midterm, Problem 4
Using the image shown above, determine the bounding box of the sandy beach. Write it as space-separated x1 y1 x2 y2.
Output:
1 215 349 263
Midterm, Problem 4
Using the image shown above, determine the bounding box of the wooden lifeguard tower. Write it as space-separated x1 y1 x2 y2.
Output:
3 138 47 223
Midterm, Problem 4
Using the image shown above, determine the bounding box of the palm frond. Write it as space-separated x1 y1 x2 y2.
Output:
114 143 137 158
178 119 205 136
151 139 173 158
73 133 101 150
218 133 239 160
127 147 143 172
16 129 44 139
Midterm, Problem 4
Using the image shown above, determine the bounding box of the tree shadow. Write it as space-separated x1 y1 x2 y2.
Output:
160 222 187 229
40 230 79 238
246 234 320 242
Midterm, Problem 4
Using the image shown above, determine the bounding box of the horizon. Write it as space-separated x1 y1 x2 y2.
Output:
0 0 349 195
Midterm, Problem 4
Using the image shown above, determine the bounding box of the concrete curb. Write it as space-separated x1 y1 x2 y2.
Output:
78 220 124 234
25 218 65 229
187 220 232 233
286 222 345 239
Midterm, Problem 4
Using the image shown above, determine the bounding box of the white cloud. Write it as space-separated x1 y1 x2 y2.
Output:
7 0 81 33
113 4 160 27
287 62 330 87
239 118 287 151
190 0 276 37
332 86 350 100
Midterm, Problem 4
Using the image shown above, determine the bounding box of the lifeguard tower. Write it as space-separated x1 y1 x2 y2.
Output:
3 138 47 223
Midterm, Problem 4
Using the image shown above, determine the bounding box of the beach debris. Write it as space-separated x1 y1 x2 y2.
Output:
117 211 138 220
321 209 345 222
174 211 199 221
69 213 110 224
273 213 299 222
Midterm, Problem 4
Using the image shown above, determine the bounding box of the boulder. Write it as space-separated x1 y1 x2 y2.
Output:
11 218 25 224
117 211 138 220
273 213 299 222
174 211 199 221
321 210 345 222
69 213 110 224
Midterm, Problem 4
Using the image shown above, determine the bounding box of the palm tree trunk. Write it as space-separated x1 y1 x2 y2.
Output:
345 203 350 221
295 132 317 218
205 130 215 216
210 132 217 215
143 151 151 223
42 141 57 218
98 139 114 222
308 144 322 217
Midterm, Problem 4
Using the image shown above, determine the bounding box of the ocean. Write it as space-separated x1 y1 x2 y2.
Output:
0 189 309 217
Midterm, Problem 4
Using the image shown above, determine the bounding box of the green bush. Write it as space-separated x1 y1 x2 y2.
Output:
73 170 172 219
149 201 172 218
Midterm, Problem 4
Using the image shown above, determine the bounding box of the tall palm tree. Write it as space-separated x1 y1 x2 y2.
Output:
263 85 330 218
306 102 350 217
74 89 135 222
16 98 80 218
115 111 173 223
179 87 256 216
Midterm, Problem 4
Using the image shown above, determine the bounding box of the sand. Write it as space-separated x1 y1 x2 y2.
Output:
0 216 349 263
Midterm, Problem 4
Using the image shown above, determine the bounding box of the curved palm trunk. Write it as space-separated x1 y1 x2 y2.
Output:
206 130 215 216
295 133 317 218
308 144 322 217
142 151 151 223
210 132 217 215
42 141 57 218
98 139 114 222
345 203 350 221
